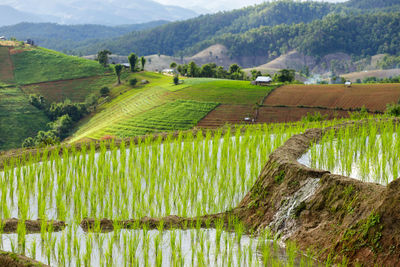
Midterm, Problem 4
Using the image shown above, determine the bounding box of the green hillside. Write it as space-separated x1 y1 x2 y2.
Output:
70 73 274 142
12 47 110 84
0 42 117 150
0 86 49 150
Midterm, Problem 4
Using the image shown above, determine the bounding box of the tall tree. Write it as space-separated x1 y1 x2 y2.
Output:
97 50 111 67
188 61 199 77
140 56 146 71
128 53 138 72
115 64 123 84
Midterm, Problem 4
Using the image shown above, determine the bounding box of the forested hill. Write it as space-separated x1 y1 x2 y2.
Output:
0 21 168 53
188 12 400 60
72 1 339 56
70 0 400 58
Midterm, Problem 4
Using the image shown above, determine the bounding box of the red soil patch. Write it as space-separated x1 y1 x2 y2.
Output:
9 48 32 55
197 104 349 128
21 76 105 102
264 84 400 112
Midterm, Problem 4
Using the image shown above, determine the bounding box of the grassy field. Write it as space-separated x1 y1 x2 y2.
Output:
0 87 50 150
11 47 110 85
169 78 273 104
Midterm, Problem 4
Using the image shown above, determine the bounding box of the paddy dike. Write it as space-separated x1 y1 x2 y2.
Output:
0 251 49 267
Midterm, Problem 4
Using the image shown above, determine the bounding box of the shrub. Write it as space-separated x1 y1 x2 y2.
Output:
29 94 46 110
100 86 110 97
385 104 400 117
48 114 73 139
349 106 369 120
173 76 179 85
129 78 138 86
301 112 328 122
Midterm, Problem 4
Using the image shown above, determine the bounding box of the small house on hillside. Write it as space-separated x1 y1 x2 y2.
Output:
162 69 176 75
253 76 272 86
121 63 130 68
0 36 6 41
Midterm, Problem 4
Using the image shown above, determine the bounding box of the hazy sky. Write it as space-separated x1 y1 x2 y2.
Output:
154 0 347 13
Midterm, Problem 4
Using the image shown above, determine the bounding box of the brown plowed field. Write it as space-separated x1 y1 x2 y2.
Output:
21 75 113 102
197 104 349 128
264 84 400 112
0 47 14 83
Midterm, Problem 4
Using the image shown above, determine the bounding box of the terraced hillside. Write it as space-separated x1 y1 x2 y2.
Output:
70 76 272 142
0 41 114 150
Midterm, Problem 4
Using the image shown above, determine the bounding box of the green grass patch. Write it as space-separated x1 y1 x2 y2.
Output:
0 87 50 150
111 100 219 137
11 47 110 85
169 79 274 105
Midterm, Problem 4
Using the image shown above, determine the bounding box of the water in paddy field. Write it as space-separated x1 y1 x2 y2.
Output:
1 227 312 266
1 131 316 266
298 134 400 185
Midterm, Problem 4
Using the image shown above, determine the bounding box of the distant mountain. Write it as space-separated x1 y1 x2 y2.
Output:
346 0 400 9
0 0 197 26
0 21 169 52
0 5 57 26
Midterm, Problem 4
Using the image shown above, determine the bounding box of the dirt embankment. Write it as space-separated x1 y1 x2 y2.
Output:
0 251 49 267
1 218 66 233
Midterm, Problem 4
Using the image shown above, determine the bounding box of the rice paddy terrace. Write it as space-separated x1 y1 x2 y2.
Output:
1 118 400 266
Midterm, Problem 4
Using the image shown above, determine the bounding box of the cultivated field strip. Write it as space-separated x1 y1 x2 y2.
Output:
264 84 400 112
71 86 170 141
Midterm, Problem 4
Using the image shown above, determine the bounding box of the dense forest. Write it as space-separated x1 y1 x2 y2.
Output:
195 12 400 59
